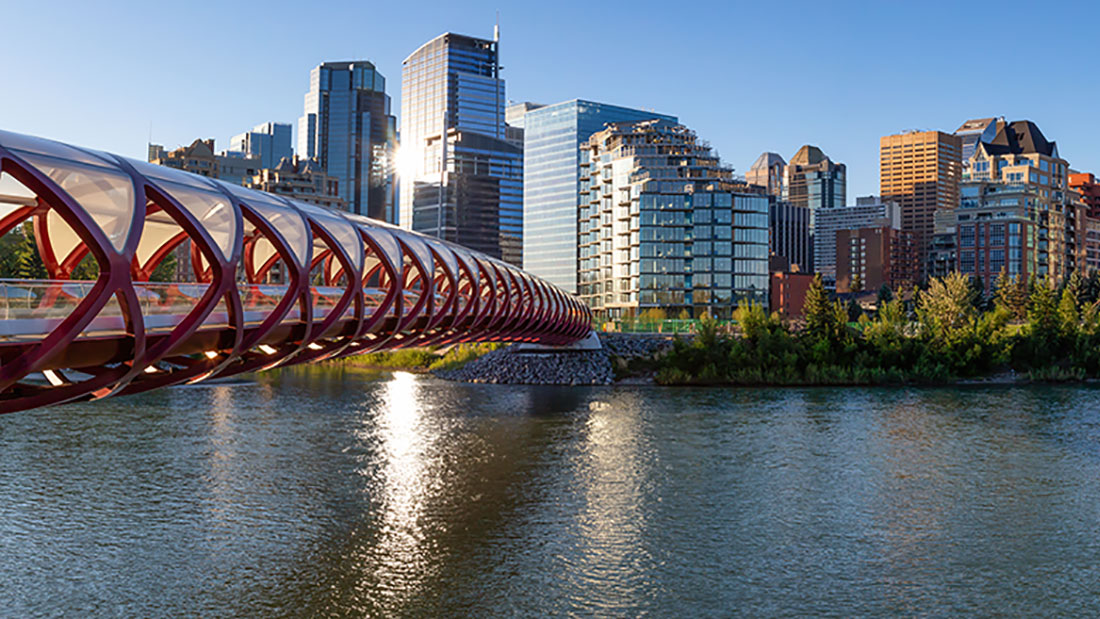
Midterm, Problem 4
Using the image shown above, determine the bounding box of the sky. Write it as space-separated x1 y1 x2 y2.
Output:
3 0 1099 199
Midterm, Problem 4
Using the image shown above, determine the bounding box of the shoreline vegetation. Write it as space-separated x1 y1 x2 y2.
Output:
327 343 503 373
652 271 1100 386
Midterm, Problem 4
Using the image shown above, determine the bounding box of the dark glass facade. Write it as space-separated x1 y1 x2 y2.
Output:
298 61 397 221
400 33 521 265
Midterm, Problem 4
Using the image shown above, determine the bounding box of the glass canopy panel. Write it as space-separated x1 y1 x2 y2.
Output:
295 201 363 271
0 130 118 169
0 172 37 227
134 211 181 267
124 157 220 193
433 244 459 280
45 208 84 262
216 183 311 266
351 219 401 271
393 231 434 276
251 237 278 273
19 153 134 251
154 180 237 261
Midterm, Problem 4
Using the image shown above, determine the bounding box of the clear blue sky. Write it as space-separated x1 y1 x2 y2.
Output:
3 0 1098 198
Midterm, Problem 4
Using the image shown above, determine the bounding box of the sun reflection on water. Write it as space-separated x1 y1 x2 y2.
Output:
353 371 437 604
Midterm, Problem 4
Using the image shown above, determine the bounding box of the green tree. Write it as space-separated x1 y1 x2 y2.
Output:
917 272 975 343
851 272 862 293
802 273 836 340
876 283 894 307
1023 277 1060 367
969 275 986 311
1058 286 1079 339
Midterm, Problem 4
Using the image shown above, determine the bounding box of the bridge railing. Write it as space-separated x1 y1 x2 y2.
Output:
0 278 418 339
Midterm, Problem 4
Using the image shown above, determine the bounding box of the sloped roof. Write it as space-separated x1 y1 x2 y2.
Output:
749 152 786 171
790 145 827 166
955 117 997 134
984 120 1057 157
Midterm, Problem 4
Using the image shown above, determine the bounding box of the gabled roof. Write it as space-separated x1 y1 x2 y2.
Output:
983 120 1058 157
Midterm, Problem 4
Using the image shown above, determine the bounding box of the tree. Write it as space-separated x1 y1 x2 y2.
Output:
993 270 1011 311
1058 286 1079 339
877 284 894 307
802 273 834 340
1002 273 1030 321
969 275 986 311
917 272 975 344
1027 277 1059 344
851 272 863 293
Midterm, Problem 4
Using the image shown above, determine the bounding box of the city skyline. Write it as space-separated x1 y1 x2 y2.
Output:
4 0 1099 201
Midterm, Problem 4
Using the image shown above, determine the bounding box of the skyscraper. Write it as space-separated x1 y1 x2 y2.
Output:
785 145 845 211
578 119 769 319
230 122 292 170
399 32 523 265
298 61 397 220
522 99 676 292
746 152 786 197
880 130 962 279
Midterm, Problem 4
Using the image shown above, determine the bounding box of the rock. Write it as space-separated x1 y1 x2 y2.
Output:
431 332 680 386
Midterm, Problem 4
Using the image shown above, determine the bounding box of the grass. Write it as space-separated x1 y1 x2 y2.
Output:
332 343 502 372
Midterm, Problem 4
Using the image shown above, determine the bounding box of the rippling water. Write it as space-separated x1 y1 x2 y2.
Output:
2 368 1100 615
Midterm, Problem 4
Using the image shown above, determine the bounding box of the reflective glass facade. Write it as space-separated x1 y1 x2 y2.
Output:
400 33 522 265
578 120 769 319
523 100 676 293
229 122 292 170
298 62 397 221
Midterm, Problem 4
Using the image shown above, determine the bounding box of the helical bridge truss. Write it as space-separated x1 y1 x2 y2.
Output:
0 129 592 413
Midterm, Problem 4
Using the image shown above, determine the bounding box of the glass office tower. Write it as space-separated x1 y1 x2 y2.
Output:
523 100 676 293
400 32 523 265
298 61 397 221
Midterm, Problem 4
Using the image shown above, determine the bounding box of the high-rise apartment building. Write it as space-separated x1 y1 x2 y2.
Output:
879 130 962 279
746 152 786 197
298 61 397 220
835 226 916 294
958 120 1074 285
578 119 769 319
230 122 292 170
1070 172 1100 218
523 99 676 292
813 196 901 282
400 32 523 265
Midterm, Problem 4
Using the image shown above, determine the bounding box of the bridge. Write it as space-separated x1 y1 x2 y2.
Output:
0 130 591 413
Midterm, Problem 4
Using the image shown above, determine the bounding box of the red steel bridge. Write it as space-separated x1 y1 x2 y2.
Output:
0 130 591 413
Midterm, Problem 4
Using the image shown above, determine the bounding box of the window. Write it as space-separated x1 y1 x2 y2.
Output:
960 225 975 248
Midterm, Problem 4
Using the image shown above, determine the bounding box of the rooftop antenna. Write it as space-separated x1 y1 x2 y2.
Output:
494 10 500 42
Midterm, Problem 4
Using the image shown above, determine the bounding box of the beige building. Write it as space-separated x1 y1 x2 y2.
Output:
245 157 346 211
879 130 962 280
149 139 218 177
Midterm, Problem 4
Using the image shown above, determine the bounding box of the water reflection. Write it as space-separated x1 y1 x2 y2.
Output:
356 371 434 606
2 375 1100 615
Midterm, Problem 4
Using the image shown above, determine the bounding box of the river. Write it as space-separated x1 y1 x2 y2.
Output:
2 367 1099 615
